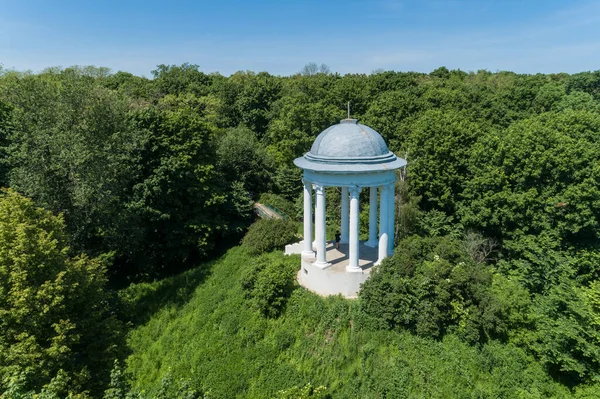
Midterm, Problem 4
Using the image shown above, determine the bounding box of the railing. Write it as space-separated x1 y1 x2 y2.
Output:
254 203 290 220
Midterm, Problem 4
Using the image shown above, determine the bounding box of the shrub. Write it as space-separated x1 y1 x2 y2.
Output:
242 218 298 256
276 384 329 399
359 235 505 343
528 278 600 386
241 256 298 317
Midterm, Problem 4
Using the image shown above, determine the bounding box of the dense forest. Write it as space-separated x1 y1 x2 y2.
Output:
1 63 600 398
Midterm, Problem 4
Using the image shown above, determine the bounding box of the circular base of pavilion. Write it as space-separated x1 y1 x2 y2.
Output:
292 240 378 298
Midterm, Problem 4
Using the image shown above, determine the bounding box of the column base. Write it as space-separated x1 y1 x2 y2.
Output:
299 258 371 298
314 261 332 269
364 239 378 247
301 250 315 258
346 265 363 273
375 258 386 266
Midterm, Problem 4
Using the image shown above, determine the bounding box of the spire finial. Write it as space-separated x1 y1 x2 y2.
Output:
347 101 350 119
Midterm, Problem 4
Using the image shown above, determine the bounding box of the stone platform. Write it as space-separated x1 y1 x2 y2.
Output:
285 240 378 298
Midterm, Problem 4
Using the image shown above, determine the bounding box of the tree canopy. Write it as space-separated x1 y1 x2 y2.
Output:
0 189 124 397
2 64 600 396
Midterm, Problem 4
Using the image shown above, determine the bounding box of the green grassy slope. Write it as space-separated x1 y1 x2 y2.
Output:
123 247 582 398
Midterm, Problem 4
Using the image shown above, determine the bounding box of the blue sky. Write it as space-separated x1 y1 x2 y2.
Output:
1 0 600 77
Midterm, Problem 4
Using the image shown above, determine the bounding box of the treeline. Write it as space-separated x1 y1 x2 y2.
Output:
3 64 600 280
1 63 600 396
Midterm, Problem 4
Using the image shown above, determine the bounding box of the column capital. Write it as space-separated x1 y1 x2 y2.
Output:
302 178 312 188
349 186 361 197
313 184 325 194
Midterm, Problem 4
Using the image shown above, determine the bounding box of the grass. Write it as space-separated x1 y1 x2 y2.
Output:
122 246 577 398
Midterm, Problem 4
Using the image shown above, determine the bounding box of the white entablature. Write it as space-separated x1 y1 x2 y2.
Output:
287 118 406 298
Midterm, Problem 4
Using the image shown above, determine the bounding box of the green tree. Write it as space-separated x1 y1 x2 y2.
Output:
103 71 153 100
216 125 274 197
360 235 505 343
430 66 451 79
0 98 12 186
325 73 369 118
362 89 422 147
126 94 228 278
554 91 600 112
406 109 488 214
460 110 600 250
151 63 212 97
566 70 600 100
532 83 566 113
266 91 341 166
529 278 600 386
0 189 124 397
234 72 281 137
1 69 145 262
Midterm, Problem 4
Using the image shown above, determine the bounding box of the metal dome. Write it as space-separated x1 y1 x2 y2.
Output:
294 119 406 173
310 119 389 158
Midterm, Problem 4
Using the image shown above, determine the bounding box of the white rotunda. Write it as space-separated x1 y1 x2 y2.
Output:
286 118 406 297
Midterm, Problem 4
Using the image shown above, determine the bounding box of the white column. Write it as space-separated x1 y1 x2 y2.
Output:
388 182 396 256
312 185 317 250
314 184 330 268
302 180 315 257
376 185 389 265
347 186 362 272
340 187 349 244
365 186 378 247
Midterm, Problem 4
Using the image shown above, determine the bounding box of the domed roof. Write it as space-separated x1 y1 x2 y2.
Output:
310 119 389 158
294 119 406 174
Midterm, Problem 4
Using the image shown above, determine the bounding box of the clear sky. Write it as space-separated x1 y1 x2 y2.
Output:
1 0 600 77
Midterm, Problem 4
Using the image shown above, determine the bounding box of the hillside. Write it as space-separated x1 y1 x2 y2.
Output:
122 246 590 398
